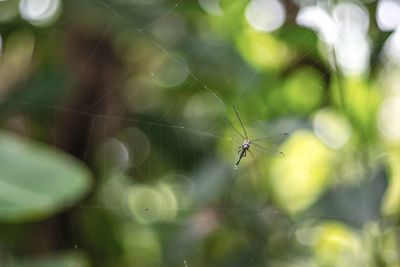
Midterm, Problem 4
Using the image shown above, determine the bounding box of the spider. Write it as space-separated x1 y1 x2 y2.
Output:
225 105 286 168
236 138 252 167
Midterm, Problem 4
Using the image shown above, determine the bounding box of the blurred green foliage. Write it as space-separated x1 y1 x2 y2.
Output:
0 0 400 266
0 132 91 221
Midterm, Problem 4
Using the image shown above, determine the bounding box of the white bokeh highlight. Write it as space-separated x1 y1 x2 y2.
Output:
121 127 151 168
296 2 371 76
383 28 400 64
297 6 338 45
245 0 286 32
333 2 369 35
335 34 370 75
376 0 400 31
19 0 60 26
313 109 352 149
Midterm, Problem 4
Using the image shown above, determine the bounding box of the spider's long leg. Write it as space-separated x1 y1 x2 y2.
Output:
233 105 248 140
252 143 269 150
248 149 254 158
252 133 289 143
252 142 285 157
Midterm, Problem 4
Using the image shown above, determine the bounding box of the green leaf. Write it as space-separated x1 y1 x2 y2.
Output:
0 131 91 222
278 25 318 56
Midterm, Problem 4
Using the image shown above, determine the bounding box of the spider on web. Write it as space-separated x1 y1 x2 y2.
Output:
224 105 287 168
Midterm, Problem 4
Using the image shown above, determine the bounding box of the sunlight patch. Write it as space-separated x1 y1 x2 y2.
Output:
269 130 332 215
312 222 366 266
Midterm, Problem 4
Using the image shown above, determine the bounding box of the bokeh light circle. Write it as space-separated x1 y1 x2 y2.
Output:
383 29 400 64
245 0 286 32
335 35 370 75
296 6 338 45
376 0 400 31
19 0 61 26
333 2 369 35
152 53 188 88
96 138 130 177
126 183 177 224
313 109 352 149
119 127 151 168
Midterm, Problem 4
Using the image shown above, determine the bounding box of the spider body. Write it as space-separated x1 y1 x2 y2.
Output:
236 139 252 167
242 139 251 149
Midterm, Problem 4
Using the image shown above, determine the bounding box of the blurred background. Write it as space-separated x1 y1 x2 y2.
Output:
1 0 400 266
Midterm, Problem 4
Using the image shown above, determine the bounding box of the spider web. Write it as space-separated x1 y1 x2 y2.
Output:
3 0 394 266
